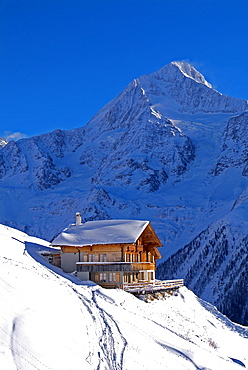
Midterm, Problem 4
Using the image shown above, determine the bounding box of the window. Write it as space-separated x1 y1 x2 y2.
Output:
99 254 107 262
109 273 118 282
116 273 120 283
88 254 95 262
148 271 154 281
99 273 107 282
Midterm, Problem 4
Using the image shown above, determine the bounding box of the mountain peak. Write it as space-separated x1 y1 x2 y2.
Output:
153 61 212 89
137 61 248 115
170 61 212 88
0 137 8 149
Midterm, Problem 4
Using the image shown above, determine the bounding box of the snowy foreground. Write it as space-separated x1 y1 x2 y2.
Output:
0 225 247 370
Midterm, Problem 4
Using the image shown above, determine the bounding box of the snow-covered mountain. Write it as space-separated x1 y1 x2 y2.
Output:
1 61 248 325
157 215 248 325
1 224 247 370
214 111 248 176
0 137 7 149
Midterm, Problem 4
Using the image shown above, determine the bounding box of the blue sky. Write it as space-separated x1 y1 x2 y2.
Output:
1 0 248 139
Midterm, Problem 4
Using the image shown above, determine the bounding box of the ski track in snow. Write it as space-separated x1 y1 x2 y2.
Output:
28 240 128 369
1 225 248 369
1 239 127 369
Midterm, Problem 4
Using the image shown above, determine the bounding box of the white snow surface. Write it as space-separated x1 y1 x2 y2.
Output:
1 224 247 370
0 137 8 149
51 219 149 246
165 61 213 88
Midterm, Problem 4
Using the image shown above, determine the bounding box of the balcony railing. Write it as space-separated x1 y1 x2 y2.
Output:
122 279 184 293
130 262 155 271
76 262 155 273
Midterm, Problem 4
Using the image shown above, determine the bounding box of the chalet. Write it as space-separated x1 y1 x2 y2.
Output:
51 214 162 289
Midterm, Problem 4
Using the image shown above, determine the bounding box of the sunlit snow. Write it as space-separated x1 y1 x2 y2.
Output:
0 224 247 369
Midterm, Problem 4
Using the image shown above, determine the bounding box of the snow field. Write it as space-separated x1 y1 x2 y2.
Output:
0 224 247 369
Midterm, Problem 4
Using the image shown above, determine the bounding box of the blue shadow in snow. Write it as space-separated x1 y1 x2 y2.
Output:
229 358 246 367
24 240 97 287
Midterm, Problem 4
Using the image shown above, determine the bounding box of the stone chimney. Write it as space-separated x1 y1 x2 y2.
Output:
75 212 82 225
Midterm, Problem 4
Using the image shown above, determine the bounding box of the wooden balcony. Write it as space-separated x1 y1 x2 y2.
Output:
76 261 155 273
122 279 184 293
77 262 131 272
130 262 155 271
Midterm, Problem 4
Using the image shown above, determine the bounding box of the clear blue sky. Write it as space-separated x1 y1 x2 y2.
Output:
1 0 248 139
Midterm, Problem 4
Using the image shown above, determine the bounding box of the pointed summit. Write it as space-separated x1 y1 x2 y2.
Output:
150 61 212 88
137 61 248 115
170 61 212 88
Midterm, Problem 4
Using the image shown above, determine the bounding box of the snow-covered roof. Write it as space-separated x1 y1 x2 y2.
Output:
51 219 150 247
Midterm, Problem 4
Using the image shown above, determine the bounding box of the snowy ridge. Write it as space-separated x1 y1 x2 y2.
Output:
1 224 247 370
171 61 213 88
139 61 248 115
0 137 7 149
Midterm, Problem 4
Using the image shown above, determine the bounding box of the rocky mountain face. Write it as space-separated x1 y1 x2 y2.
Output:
214 111 248 176
1 61 248 325
0 129 84 190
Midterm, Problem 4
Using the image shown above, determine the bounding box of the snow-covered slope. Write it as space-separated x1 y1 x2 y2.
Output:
1 224 247 370
214 111 248 176
1 61 248 325
157 213 248 325
139 61 248 115
0 137 7 149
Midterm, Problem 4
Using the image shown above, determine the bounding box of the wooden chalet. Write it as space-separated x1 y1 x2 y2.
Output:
51 215 162 289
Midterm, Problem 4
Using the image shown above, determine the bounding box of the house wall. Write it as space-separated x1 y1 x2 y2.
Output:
76 268 155 286
122 270 155 283
61 252 79 273
61 245 124 263
52 253 61 268
77 271 89 280
60 245 124 272
60 240 160 281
